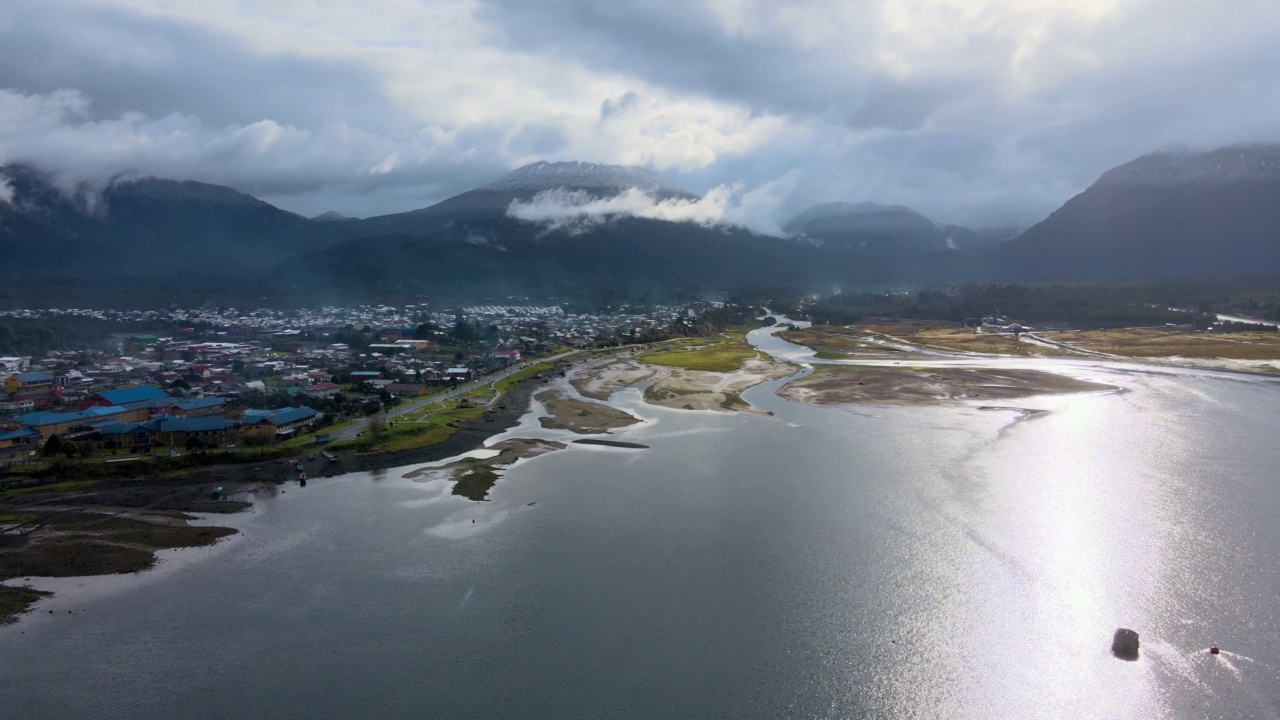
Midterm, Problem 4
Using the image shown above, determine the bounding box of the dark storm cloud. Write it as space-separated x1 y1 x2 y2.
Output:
0 2 399 135
0 0 510 215
474 0 947 129
1 0 1279 227
474 0 1280 226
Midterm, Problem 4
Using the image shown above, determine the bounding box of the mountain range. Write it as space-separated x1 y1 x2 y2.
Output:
1 145 1277 303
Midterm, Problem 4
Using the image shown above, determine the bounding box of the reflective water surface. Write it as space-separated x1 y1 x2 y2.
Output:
2 323 1279 719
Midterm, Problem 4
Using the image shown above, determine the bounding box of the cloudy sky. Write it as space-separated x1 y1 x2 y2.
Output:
2 0 1278 227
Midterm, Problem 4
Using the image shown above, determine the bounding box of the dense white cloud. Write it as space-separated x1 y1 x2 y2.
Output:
0 0 1278 225
508 173 797 236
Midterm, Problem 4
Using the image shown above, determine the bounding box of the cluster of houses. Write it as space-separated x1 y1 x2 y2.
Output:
0 302 725 462
0 385 320 458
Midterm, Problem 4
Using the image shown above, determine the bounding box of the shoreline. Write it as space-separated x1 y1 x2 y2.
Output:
0 367 556 624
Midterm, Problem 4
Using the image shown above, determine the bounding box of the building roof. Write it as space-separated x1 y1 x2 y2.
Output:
157 416 236 433
99 423 151 435
13 371 55 383
0 428 41 442
264 407 319 427
175 397 225 411
10 405 129 428
93 385 170 406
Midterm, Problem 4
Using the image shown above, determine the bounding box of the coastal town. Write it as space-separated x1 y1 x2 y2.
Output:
0 302 710 464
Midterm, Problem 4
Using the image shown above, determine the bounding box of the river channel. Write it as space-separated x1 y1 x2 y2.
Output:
2 321 1279 719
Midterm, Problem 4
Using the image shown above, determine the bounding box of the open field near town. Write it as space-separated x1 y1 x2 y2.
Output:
636 332 759 372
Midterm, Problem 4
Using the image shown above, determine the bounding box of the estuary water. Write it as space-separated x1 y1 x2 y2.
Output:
3 323 1280 719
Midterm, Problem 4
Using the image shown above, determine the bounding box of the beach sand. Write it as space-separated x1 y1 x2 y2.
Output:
571 356 795 413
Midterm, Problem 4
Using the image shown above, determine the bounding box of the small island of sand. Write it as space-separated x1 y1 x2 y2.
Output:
778 365 1118 406
537 389 642 434
571 354 794 414
403 438 566 500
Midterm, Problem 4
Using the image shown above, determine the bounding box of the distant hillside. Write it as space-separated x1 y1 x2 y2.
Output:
7 144 1279 305
0 165 326 282
282 162 818 297
311 210 358 222
341 161 699 239
283 217 821 300
995 144 1280 278
784 201 988 281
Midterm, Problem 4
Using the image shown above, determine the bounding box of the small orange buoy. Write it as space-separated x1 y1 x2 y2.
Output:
1209 647 1220 655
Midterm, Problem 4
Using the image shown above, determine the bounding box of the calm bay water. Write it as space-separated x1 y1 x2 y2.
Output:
3 325 1280 718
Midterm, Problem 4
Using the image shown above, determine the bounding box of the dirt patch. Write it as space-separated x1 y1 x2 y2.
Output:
778 365 1118 406
537 390 641 434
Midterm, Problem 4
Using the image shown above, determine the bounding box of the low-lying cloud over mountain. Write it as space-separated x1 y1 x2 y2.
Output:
1 0 1278 229
507 176 797 236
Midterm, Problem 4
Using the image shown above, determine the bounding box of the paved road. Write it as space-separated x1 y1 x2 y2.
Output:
331 350 580 441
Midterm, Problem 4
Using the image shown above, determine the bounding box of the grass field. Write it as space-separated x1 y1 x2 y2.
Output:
328 363 556 455
0 514 38 525
637 333 758 372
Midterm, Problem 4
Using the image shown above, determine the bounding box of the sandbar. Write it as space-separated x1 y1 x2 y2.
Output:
403 438 566 501
572 439 649 449
573 356 795 413
778 365 1117 406
537 390 641 434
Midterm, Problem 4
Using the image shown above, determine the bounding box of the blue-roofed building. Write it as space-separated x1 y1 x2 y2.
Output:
3 370 62 411
243 406 321 437
156 416 239 446
1 404 151 441
79 385 170 411
99 423 155 450
4 371 55 391
171 397 225 417
0 427 41 455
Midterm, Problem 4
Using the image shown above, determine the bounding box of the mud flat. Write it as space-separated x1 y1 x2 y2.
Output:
537 390 642 434
403 438 566 501
0 509 239 623
778 365 1118 406
572 439 649 449
573 357 795 413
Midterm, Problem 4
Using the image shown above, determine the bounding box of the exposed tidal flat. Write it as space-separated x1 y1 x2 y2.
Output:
777 363 1119 406
3 321 1280 718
